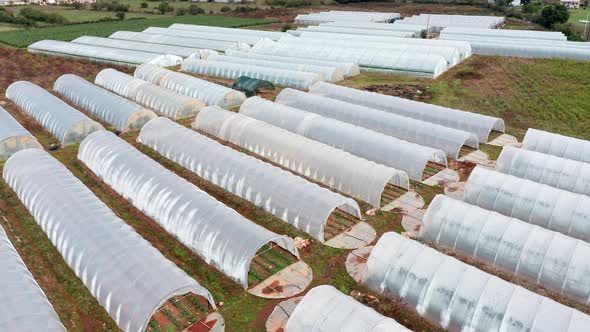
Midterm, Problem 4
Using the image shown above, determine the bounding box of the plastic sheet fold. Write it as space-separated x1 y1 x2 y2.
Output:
0 105 42 160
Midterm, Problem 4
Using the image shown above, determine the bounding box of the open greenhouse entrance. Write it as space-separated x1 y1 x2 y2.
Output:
147 293 222 332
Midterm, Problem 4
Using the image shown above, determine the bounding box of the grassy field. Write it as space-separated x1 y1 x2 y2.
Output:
568 7 590 28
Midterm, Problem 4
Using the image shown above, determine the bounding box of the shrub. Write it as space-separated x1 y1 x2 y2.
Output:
281 23 291 32
157 1 174 14
140 2 148 8
522 2 541 14
220 6 231 12
554 22 584 41
175 7 187 15
188 4 205 15
20 7 68 24
537 4 569 28
116 11 125 20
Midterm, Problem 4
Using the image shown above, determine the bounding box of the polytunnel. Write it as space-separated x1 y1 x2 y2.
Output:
441 26 567 41
522 128 590 164
78 130 299 287
321 21 426 33
239 97 447 181
143 27 264 45
0 106 42 160
224 49 360 77
169 24 285 40
205 54 344 82
0 224 66 331
180 58 321 90
53 74 157 132
309 82 504 142
363 232 590 332
138 117 361 242
194 106 409 208
275 88 479 158
2 149 215 332
5 81 104 146
28 40 182 66
420 194 590 304
95 69 204 119
71 36 201 58
134 64 246 108
464 166 590 242
496 146 590 196
296 25 416 38
109 31 241 52
284 285 410 332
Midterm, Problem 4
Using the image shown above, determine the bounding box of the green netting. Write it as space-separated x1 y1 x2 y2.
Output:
231 76 275 97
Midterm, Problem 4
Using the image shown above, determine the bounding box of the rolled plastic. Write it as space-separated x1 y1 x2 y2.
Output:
71 36 200 58
420 195 590 304
522 128 590 164
95 68 204 119
78 130 299 287
138 117 361 242
3 149 215 332
194 106 409 207
0 105 42 160
5 81 103 145
53 74 157 132
134 64 246 108
276 88 479 158
363 232 590 331
109 31 240 52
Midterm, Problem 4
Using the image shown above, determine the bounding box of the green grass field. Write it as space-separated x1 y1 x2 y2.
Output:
0 15 274 48
568 7 590 28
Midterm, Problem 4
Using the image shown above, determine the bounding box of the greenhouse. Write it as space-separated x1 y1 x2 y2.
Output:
95 69 204 120
54 74 157 132
464 166 590 242
134 64 246 108
309 82 504 142
5 81 104 146
439 34 590 49
522 128 590 164
138 117 362 243
363 232 590 331
224 49 360 77
28 40 182 66
321 21 426 33
294 11 400 25
194 106 410 207
0 224 66 331
441 26 566 41
71 36 200 58
496 146 590 196
109 31 241 52
275 89 479 158
0 106 42 160
296 25 416 38
3 149 215 332
143 27 264 45
240 97 447 181
251 39 449 78
421 194 590 304
205 54 344 82
395 14 505 30
169 23 285 40
181 58 321 90
284 285 410 332
78 130 299 287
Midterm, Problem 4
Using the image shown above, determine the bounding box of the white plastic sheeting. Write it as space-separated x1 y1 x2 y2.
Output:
240 97 446 181
522 128 590 164
138 118 361 242
79 130 299 287
309 82 504 143
0 106 42 160
364 231 590 331
420 195 590 304
72 36 200 58
143 27 264 45
276 89 479 158
294 11 400 25
440 34 590 49
109 31 241 52
224 49 360 77
321 21 426 33
395 14 504 30
296 25 416 38
53 74 157 132
205 54 343 82
285 285 410 332
464 166 590 242
0 224 66 332
194 106 409 207
5 81 104 145
181 58 321 89
134 64 246 108
169 24 285 41
28 40 182 66
441 26 566 41
496 146 590 196
95 69 204 119
3 149 215 332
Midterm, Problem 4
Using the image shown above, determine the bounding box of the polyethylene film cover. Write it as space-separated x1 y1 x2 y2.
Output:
169 24 285 40
309 81 504 142
240 97 446 181
275 88 478 158
420 195 590 304
78 130 299 287
0 105 42 160
0 224 66 331
464 166 590 242
109 31 238 52
194 106 409 207
138 117 361 242
72 36 201 58
285 285 410 332
522 128 590 164
5 81 104 146
363 232 590 332
2 149 214 332
143 27 264 45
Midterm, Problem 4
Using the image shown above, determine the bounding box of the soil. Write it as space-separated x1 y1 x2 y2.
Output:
363 84 434 101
